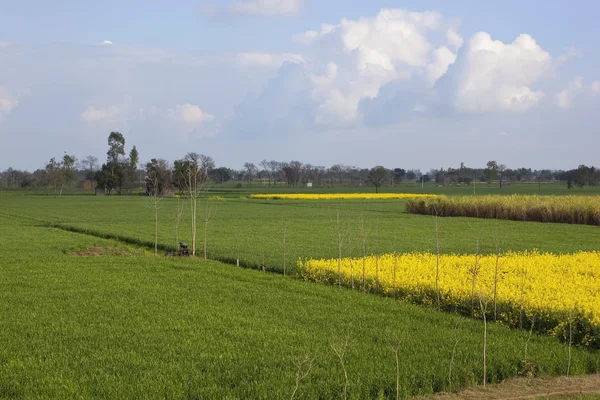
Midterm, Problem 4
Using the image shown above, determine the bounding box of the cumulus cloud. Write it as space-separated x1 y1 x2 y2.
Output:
449 32 551 113
206 0 304 18
236 52 303 68
168 104 214 124
0 88 19 122
81 99 131 123
592 81 600 94
100 40 113 45
555 76 584 109
299 9 462 125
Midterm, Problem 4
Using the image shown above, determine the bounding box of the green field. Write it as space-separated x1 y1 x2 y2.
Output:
1 185 599 398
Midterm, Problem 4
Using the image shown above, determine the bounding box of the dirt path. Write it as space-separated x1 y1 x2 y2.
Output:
416 374 600 400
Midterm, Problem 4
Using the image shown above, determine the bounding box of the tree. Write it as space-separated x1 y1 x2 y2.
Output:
145 158 171 255
179 152 212 257
484 161 499 186
44 157 63 198
243 162 257 186
209 167 233 184
498 164 507 189
106 132 126 194
392 168 405 186
145 158 172 196
282 161 304 187
126 146 139 193
61 153 77 195
79 155 99 189
367 166 389 193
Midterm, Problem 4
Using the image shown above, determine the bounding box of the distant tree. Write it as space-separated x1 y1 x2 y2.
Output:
61 153 77 195
126 146 139 193
405 170 417 180
498 164 507 189
79 155 99 189
484 161 499 186
243 162 257 186
145 158 170 255
44 157 63 198
282 161 304 187
392 168 406 186
367 166 389 193
209 167 233 184
145 158 172 196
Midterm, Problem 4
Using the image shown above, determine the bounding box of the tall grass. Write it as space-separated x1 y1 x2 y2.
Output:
406 195 600 225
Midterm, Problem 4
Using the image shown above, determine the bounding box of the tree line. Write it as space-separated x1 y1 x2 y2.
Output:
1 132 599 192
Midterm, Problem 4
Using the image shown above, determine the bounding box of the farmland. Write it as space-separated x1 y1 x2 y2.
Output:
1 183 600 398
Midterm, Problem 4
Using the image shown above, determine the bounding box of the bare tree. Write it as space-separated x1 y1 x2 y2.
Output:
182 152 211 256
202 198 216 260
290 355 314 400
359 210 369 293
243 162 257 186
331 333 351 400
260 159 272 186
145 158 170 255
44 157 63 198
79 155 99 189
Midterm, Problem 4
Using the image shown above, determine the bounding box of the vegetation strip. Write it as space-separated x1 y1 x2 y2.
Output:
250 193 439 200
300 251 600 348
407 195 600 225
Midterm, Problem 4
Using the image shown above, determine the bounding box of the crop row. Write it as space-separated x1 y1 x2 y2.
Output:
300 251 600 348
250 193 439 200
406 195 600 225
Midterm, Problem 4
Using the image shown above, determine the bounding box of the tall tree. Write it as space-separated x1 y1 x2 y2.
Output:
367 166 389 194
145 158 171 255
107 131 126 194
126 145 139 193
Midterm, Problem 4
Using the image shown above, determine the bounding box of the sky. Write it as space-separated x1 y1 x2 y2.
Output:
1 0 599 171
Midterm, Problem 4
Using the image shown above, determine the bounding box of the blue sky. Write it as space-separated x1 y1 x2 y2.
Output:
1 0 599 171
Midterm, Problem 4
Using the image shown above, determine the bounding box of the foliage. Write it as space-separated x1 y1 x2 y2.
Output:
367 166 390 193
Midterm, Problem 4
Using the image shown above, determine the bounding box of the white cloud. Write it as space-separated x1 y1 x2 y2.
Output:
236 52 303 68
168 104 214 124
100 40 113 45
81 99 130 123
452 32 551 112
0 88 19 122
592 81 600 94
220 0 304 17
292 8 462 125
555 76 584 109
446 28 463 49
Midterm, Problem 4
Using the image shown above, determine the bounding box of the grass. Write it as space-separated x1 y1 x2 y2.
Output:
1 214 599 398
2 195 600 275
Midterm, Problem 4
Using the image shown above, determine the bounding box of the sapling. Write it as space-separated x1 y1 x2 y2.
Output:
331 333 351 400
290 355 314 400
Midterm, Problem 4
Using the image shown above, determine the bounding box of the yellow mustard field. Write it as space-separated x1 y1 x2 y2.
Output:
300 251 600 347
250 193 439 200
